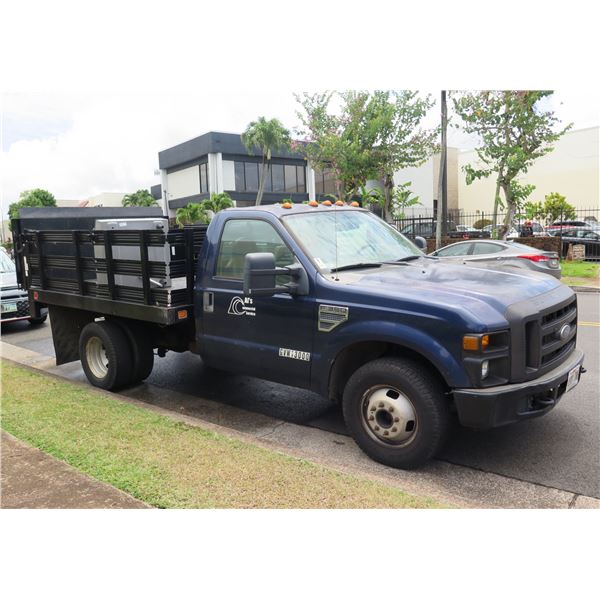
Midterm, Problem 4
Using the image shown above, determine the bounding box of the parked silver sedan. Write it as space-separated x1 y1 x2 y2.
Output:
429 240 561 279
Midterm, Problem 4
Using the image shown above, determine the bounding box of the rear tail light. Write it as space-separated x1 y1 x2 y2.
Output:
517 254 550 262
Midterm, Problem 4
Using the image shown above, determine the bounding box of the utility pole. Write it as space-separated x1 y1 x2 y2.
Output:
435 90 448 249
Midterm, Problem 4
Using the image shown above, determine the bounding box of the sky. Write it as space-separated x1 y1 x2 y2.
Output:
1 90 598 217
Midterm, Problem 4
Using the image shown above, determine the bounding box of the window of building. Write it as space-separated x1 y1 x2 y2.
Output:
314 167 336 195
234 161 245 191
284 165 297 193
234 161 306 194
215 219 295 280
244 162 259 191
199 162 209 194
296 165 305 192
272 164 285 192
258 164 272 192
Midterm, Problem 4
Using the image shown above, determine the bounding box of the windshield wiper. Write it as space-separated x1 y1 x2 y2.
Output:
387 255 422 262
330 262 382 273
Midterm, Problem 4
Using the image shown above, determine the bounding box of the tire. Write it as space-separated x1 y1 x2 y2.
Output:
117 320 154 384
342 357 450 469
79 320 133 391
28 315 47 326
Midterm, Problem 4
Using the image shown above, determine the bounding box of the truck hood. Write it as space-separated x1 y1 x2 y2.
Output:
334 258 561 318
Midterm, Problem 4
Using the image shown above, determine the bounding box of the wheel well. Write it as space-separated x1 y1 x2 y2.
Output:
328 341 449 403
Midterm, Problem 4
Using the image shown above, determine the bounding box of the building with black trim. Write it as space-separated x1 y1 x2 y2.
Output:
153 131 339 217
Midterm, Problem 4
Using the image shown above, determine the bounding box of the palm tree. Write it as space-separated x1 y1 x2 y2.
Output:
241 117 291 206
175 203 209 228
122 189 158 207
202 192 234 214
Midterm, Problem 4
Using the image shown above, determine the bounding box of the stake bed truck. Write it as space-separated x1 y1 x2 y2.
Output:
13 205 585 468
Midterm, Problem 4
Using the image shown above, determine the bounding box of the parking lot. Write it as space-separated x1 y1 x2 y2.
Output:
2 292 598 499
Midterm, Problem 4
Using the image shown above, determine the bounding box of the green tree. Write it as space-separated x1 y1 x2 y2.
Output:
521 200 545 221
242 117 291 206
359 182 421 221
511 181 536 220
542 192 576 223
295 92 387 202
296 91 437 217
8 188 56 220
175 203 209 228
202 192 234 214
122 189 158 207
452 91 572 239
369 91 437 221
390 182 422 221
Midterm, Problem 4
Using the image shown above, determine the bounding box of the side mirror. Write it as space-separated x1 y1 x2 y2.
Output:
414 236 427 251
243 252 308 297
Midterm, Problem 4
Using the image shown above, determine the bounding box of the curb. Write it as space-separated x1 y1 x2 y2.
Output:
569 286 600 293
2 340 599 509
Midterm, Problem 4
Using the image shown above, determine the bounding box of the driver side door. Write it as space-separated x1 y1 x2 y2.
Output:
199 217 315 389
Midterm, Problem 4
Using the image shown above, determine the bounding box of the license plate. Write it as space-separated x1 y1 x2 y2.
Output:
566 365 580 392
1 302 18 313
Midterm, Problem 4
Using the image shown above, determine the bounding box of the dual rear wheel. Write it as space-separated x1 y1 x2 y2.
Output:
79 320 154 391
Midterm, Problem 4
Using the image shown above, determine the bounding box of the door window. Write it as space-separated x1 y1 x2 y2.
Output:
436 243 472 257
215 219 295 280
471 242 504 255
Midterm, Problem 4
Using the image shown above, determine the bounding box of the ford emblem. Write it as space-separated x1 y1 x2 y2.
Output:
557 324 571 341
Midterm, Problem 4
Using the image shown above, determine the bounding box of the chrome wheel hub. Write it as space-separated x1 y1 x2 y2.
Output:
362 386 418 445
86 336 109 379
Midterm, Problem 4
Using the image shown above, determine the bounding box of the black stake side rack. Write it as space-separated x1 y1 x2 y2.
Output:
14 219 207 326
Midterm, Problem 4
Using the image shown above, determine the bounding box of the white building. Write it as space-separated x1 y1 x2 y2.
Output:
458 127 599 213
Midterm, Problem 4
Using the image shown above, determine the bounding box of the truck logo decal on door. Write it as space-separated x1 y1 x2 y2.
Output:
228 296 256 317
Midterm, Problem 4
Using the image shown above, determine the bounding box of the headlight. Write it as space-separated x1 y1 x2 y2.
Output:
481 360 490 379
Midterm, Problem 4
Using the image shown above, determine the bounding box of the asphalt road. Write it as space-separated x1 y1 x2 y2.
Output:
2 292 598 498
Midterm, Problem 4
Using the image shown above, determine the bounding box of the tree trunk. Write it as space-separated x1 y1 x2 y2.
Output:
491 179 501 239
256 157 269 206
383 173 394 223
499 183 515 240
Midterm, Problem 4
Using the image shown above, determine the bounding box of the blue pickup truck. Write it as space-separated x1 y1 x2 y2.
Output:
13 204 584 468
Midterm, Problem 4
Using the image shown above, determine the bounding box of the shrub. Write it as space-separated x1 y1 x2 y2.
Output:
473 218 492 229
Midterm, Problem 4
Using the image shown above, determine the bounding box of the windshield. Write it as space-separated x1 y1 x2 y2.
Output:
0 250 15 273
283 210 422 271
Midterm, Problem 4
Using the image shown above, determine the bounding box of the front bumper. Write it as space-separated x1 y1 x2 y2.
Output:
453 348 584 429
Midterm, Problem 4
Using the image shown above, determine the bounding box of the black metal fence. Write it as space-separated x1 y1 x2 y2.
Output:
395 207 599 230
394 207 600 261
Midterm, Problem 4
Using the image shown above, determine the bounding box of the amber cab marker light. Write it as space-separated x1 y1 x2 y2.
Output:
322 200 332 206
177 310 188 320
282 202 292 209
350 201 360 207
308 200 319 207
335 200 344 206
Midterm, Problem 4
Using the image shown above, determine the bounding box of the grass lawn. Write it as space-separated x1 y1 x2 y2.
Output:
1 361 442 508
560 260 600 279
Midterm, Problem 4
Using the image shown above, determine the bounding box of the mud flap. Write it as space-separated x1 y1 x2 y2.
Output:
49 305 95 365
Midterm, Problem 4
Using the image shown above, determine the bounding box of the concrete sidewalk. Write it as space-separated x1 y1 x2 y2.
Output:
0 431 148 509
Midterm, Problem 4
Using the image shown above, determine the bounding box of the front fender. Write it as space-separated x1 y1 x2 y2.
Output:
312 319 470 397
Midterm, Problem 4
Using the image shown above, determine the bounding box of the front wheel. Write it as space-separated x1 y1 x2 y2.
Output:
342 357 450 469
